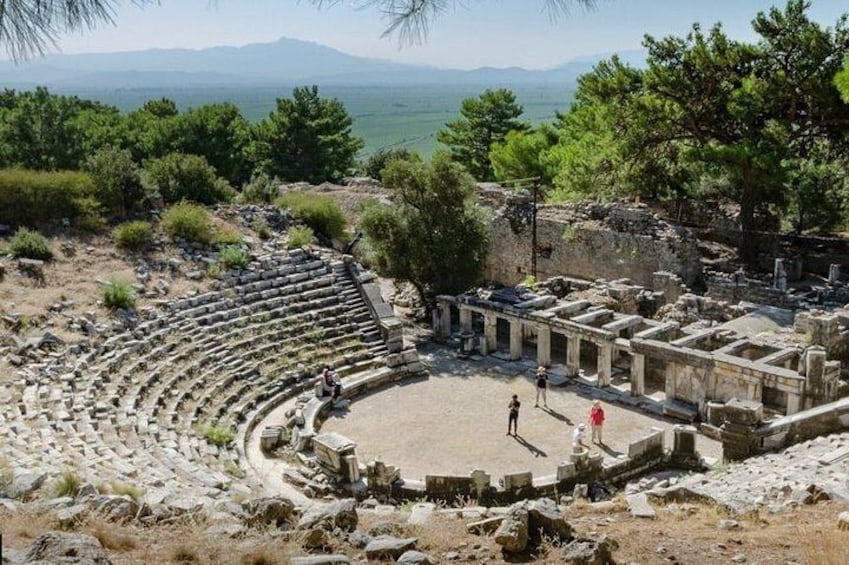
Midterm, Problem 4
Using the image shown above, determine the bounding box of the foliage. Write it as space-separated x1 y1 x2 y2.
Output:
113 220 153 251
0 168 101 227
202 423 236 447
275 192 347 240
144 152 235 205
359 152 489 307
173 102 251 185
109 481 144 504
213 226 243 246
252 85 364 184
490 125 558 186
52 469 81 498
83 146 146 220
219 246 250 270
9 227 53 261
361 148 417 181
102 279 136 311
240 172 280 204
287 226 315 248
437 88 528 181
161 202 213 244
251 218 272 240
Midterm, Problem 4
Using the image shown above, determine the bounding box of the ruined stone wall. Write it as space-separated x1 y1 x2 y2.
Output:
483 201 703 289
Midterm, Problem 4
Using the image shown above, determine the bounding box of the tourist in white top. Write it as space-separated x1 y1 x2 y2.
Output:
572 423 587 451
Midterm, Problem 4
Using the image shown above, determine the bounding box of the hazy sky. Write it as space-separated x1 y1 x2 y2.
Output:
45 0 849 69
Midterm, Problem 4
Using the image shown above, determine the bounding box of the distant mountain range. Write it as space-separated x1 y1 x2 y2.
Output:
0 37 646 89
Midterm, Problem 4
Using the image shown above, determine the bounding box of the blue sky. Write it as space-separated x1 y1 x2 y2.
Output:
48 0 849 69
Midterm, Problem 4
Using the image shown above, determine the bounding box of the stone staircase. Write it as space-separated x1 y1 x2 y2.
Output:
0 249 394 499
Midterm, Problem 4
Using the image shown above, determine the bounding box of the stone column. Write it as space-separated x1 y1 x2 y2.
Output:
786 391 802 415
773 258 788 291
483 312 497 353
509 319 523 361
433 301 452 338
566 335 581 377
597 342 613 387
804 346 827 408
829 264 841 285
459 307 472 333
665 362 677 401
536 325 551 367
630 353 645 396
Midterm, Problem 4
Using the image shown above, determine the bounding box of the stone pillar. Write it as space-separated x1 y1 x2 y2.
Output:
432 301 452 339
829 264 841 285
459 307 472 333
665 362 678 401
536 325 551 367
597 342 612 387
720 399 763 462
630 353 645 396
804 345 827 408
483 312 497 353
786 392 802 415
566 335 581 377
746 381 762 403
670 425 701 468
509 319 523 361
773 258 788 291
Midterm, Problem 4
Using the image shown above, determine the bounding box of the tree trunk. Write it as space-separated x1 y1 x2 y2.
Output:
739 184 757 265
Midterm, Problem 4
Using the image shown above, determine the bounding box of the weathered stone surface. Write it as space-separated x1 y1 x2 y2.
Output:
718 519 740 531
8 472 47 500
406 502 435 525
626 493 656 519
204 521 246 538
560 535 618 565
396 550 436 564
302 527 328 549
494 506 529 554
838 511 849 531
298 498 358 531
55 504 89 527
95 495 139 523
364 535 418 560
527 498 573 541
24 532 112 564
242 496 294 526
290 556 350 565
466 516 504 535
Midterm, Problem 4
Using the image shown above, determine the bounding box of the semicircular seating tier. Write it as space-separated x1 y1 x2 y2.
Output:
0 249 392 499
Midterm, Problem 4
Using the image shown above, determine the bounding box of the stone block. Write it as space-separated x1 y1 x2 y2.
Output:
556 462 576 481
723 399 763 425
503 471 533 491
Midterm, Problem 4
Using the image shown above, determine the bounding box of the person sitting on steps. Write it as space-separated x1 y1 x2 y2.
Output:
321 365 342 400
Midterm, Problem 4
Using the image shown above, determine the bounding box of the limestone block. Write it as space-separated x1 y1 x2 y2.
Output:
494 506 529 554
364 536 418 560
838 511 849 531
723 399 763 425
556 462 577 481
626 493 656 519
503 471 533 491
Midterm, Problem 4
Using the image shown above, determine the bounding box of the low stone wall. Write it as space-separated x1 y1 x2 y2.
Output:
371 426 703 504
483 200 703 289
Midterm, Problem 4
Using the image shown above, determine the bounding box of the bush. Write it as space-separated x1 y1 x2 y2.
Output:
9 228 53 260
251 218 272 240
84 147 147 220
286 226 314 248
240 172 280 204
103 279 136 311
109 481 144 504
53 470 81 498
113 221 153 251
219 246 249 270
202 423 235 447
361 148 417 181
162 202 213 244
0 168 102 228
144 153 236 205
275 192 346 240
213 225 242 245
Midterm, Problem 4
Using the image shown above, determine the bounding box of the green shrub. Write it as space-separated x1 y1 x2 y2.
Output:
213 225 242 245
239 172 280 204
9 228 53 260
84 147 147 220
162 202 212 244
219 246 249 270
275 192 347 240
103 279 136 311
144 153 236 205
0 168 101 227
286 226 314 248
113 221 153 251
202 423 235 447
251 218 272 240
110 481 144 504
53 470 81 498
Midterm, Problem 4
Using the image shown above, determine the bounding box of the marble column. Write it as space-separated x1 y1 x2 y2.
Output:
432 301 452 339
483 312 497 353
459 307 472 333
509 319 523 361
665 362 677 401
536 325 551 367
630 353 645 396
566 335 581 377
786 391 802 415
597 342 613 387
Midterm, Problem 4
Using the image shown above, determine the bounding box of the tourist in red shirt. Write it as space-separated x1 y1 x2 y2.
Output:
589 400 605 444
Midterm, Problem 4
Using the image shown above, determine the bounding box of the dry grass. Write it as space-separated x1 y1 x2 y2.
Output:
796 524 849 565
90 520 139 551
